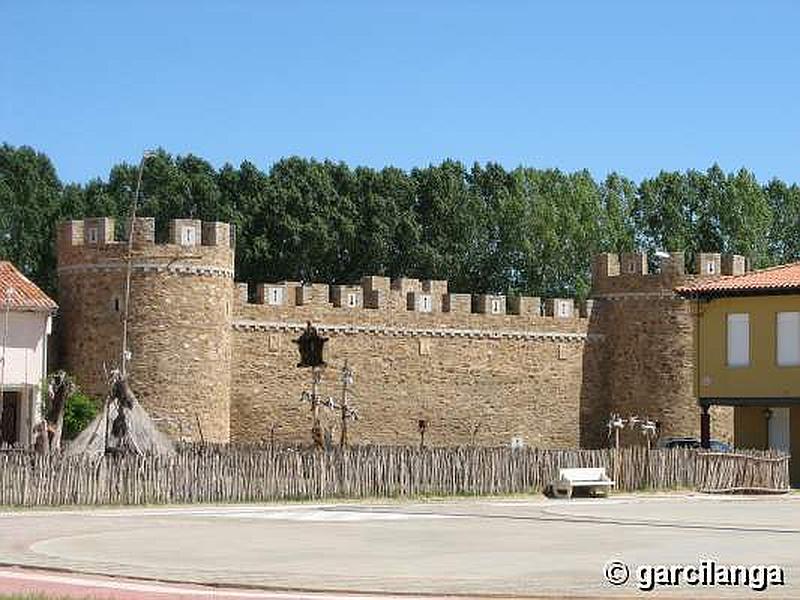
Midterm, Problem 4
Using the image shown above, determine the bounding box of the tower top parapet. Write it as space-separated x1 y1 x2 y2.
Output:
591 251 747 297
56 217 234 276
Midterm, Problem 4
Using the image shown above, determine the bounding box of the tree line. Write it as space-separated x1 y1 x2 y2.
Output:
1 143 798 300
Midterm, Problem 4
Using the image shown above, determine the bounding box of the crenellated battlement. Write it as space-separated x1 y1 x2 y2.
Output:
58 217 234 249
56 216 730 448
591 250 747 298
56 217 235 276
236 275 593 322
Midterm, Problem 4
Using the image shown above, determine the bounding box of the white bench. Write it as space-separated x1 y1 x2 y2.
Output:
551 467 615 499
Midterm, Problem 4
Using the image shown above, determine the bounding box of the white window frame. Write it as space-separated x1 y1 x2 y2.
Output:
777 311 800 367
347 293 359 308
87 227 99 244
558 301 570 317
181 226 197 246
419 294 432 313
727 313 750 368
490 298 502 314
707 260 716 274
268 287 284 306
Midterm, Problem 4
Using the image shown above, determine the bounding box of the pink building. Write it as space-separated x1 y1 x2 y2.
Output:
0 261 57 448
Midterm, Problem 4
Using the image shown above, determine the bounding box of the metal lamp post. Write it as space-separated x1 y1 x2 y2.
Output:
120 150 157 377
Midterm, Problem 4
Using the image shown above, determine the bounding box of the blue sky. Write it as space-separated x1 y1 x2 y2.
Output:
2 1 799 184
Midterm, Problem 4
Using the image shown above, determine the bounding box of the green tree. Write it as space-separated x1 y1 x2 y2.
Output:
765 179 800 264
468 162 517 293
411 160 489 291
512 168 607 298
0 144 62 292
1 141 797 302
721 168 771 267
633 170 692 255
240 157 358 283
105 149 225 240
599 172 636 252
349 166 422 279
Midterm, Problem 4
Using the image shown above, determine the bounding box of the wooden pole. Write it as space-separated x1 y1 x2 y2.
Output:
339 360 351 448
0 288 11 445
311 367 323 449
700 404 711 449
614 426 620 486
103 395 111 454
195 414 205 444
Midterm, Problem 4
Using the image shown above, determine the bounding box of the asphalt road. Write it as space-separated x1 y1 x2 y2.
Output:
0 493 797 598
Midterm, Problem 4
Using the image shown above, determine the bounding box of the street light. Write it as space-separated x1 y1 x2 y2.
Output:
120 150 157 376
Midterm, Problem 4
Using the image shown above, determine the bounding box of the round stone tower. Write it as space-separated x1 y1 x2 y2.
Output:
56 216 234 442
590 251 740 445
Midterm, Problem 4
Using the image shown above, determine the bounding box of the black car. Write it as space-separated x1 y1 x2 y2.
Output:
656 437 732 452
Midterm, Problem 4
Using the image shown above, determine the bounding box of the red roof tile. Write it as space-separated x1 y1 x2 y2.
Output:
0 261 57 311
676 262 800 298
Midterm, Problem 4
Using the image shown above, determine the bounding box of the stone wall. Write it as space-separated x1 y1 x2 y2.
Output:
591 252 735 444
57 217 234 443
55 215 740 450
231 300 604 447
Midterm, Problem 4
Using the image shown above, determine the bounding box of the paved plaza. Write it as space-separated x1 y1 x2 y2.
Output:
0 493 798 598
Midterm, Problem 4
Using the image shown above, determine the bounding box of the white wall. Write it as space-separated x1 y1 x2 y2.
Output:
1 310 51 445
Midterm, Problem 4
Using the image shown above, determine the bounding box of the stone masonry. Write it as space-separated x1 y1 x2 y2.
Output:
57 217 738 448
57 217 233 442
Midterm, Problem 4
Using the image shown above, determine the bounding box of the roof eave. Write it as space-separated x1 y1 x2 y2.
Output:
675 287 800 300
8 304 59 313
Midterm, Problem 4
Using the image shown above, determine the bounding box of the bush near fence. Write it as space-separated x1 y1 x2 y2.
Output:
0 445 789 507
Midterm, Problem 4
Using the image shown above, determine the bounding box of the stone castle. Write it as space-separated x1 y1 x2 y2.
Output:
56 217 743 448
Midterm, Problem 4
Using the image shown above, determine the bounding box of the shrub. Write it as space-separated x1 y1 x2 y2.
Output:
62 391 98 440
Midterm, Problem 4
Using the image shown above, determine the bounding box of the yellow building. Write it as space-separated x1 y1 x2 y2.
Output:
677 263 800 485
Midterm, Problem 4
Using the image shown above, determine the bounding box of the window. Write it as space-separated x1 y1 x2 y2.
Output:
627 262 636 273
268 288 283 306
420 295 432 312
87 228 98 244
777 312 800 366
181 226 197 246
706 260 716 274
727 313 750 367
490 298 502 314
347 293 358 307
113 297 120 312
559 301 570 317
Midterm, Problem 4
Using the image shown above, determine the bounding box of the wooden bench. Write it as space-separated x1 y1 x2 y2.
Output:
551 467 615 499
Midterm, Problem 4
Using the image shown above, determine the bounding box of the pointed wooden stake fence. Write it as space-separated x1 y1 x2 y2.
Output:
0 445 789 507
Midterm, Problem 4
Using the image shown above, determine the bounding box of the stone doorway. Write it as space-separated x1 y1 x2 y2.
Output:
0 391 20 445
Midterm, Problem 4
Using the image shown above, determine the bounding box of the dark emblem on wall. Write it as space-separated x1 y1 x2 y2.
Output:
294 321 328 368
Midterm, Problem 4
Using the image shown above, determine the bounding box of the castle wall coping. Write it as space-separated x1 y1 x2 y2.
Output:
231 318 602 342
57 261 235 278
591 291 681 300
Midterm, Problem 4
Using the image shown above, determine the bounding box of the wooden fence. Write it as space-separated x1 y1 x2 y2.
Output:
0 445 790 507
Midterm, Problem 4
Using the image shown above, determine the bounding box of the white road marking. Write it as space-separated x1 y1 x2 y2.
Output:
202 509 456 522
0 505 457 522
